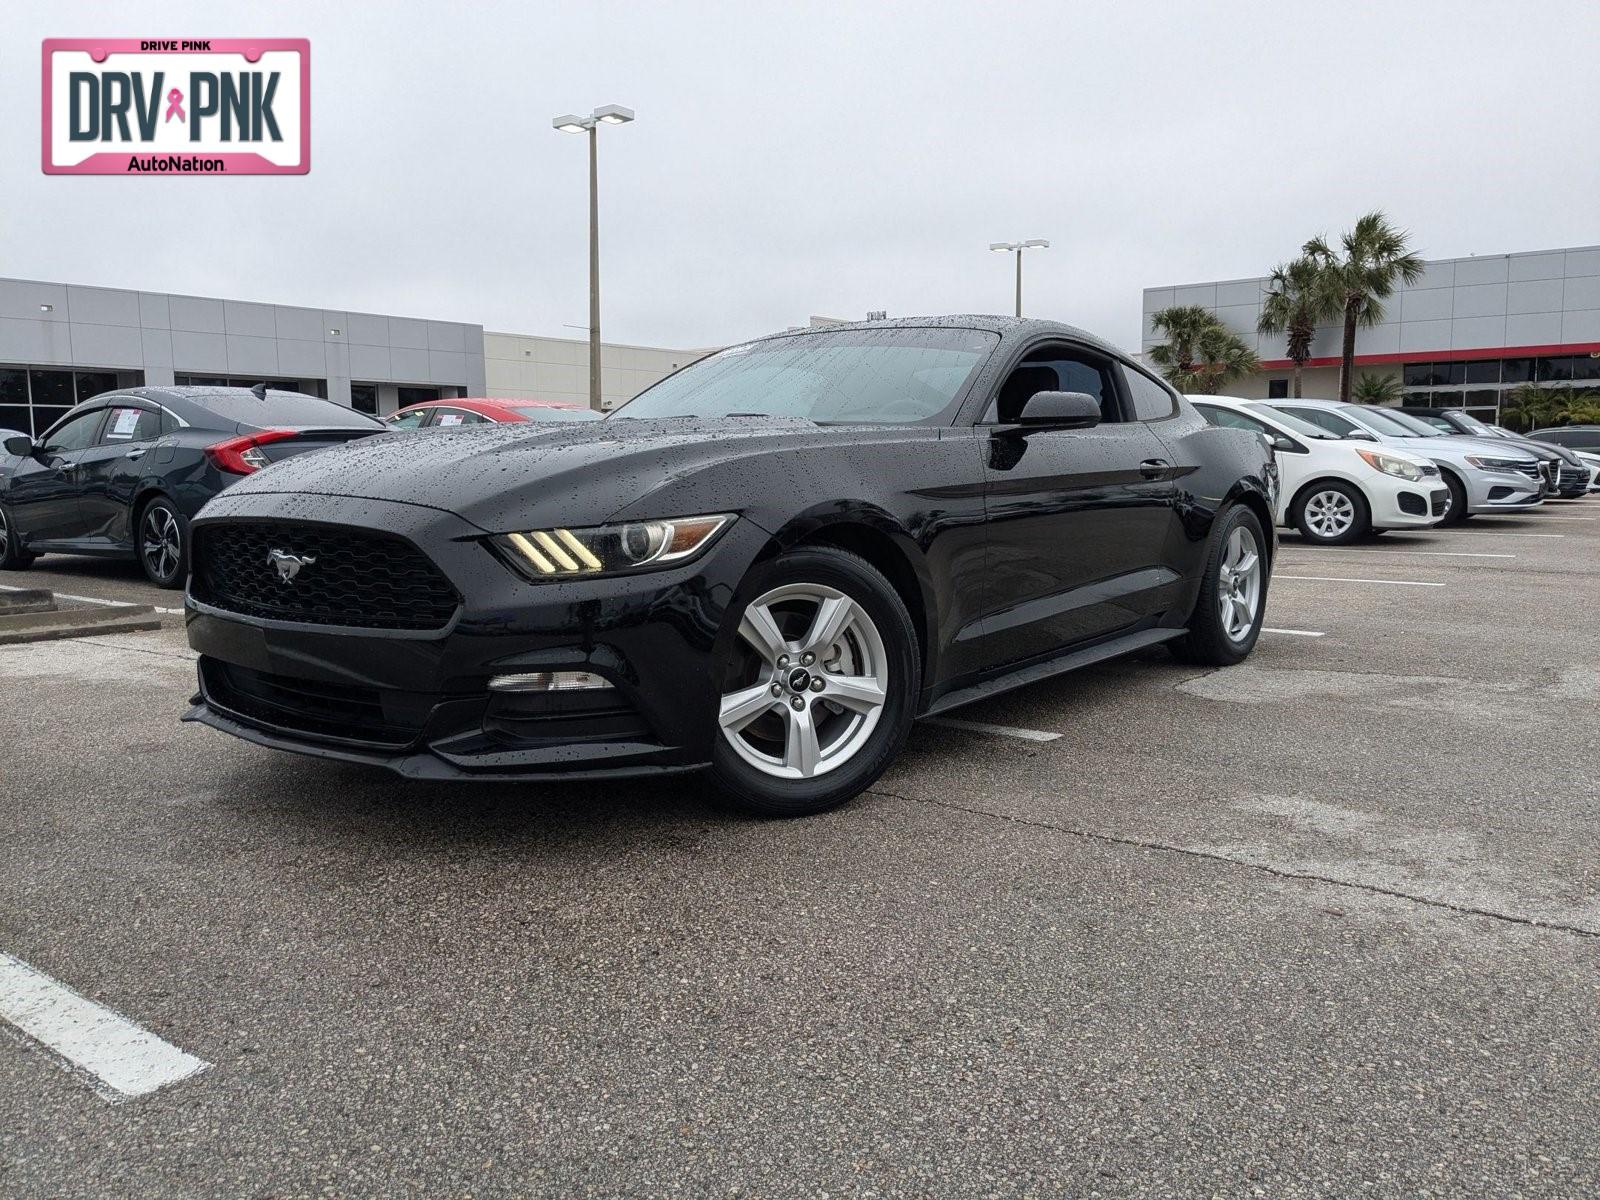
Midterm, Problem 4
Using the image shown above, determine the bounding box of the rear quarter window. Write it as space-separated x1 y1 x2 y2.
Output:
1122 366 1178 421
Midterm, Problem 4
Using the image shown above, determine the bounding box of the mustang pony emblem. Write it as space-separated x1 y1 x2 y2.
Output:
266 549 316 584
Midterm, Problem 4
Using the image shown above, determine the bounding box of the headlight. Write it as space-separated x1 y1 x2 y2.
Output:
1355 447 1425 481
492 514 733 579
1464 455 1531 472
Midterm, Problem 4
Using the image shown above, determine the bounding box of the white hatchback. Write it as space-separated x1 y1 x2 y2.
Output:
1189 395 1447 545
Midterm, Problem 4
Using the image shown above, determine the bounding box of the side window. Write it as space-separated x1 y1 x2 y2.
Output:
1122 366 1177 421
992 345 1119 424
433 408 488 427
385 409 430 429
41 409 107 454
1279 406 1357 437
100 406 162 443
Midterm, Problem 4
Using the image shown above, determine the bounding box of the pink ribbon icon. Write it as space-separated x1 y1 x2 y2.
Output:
164 88 185 123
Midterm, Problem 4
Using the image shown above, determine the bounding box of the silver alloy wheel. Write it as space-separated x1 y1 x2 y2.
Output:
0 507 8 558
1216 526 1262 643
141 505 182 581
719 582 889 780
1303 488 1356 539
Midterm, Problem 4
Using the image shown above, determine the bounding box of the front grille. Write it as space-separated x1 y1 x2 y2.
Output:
201 659 438 747
1542 461 1560 489
193 521 459 630
1511 462 1542 482
1430 488 1450 516
1398 491 1427 516
1419 464 1441 479
1558 464 1587 488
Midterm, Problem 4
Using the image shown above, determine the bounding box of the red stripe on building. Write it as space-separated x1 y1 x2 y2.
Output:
1258 342 1600 371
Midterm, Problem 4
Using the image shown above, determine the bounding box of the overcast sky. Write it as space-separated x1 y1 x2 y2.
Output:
6 0 1599 352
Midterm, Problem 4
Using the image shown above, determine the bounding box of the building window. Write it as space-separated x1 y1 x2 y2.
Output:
1463 360 1501 384
397 386 440 407
0 364 143 437
1267 378 1289 399
350 383 378 415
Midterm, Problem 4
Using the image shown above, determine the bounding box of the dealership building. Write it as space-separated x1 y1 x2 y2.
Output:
1142 244 1600 419
0 275 690 437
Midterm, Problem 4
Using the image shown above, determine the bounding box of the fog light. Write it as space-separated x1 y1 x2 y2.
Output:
488 671 613 693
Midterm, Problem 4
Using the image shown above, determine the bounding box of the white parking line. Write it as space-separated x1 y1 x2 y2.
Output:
1274 574 1444 588
925 717 1062 743
0 952 210 1102
1282 550 1514 559
1441 531 1564 538
0 584 185 616
1262 627 1326 637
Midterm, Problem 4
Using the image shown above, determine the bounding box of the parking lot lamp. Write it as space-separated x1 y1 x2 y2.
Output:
553 105 635 410
989 239 1050 317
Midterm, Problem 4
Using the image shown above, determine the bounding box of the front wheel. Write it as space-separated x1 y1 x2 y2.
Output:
136 497 188 589
1171 505 1268 666
710 547 919 818
1291 481 1369 545
1437 472 1469 526
0 503 37 570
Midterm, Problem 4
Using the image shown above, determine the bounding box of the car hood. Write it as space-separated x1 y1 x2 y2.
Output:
215 416 924 531
1383 434 1536 462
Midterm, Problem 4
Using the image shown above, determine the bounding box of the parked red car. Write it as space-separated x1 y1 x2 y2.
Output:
384 398 603 429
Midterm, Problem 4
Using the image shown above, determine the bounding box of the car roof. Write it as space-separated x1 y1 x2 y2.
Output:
744 315 1136 362
395 397 582 412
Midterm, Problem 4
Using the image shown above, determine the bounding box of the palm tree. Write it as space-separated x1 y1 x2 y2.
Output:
1304 212 1424 403
1148 305 1261 393
1501 383 1566 432
1257 254 1338 397
1352 372 1402 404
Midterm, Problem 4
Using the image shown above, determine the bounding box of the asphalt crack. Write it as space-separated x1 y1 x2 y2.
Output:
870 787 1600 940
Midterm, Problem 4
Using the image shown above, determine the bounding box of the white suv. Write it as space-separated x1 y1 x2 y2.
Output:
1189 395 1446 545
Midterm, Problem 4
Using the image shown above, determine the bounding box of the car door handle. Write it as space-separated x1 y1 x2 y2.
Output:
125 447 146 461
1139 458 1171 478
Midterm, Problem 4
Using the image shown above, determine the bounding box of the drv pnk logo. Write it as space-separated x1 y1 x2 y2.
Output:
42 39 309 175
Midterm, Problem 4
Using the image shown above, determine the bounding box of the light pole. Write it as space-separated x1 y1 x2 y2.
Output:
988 239 1049 317
553 104 635 410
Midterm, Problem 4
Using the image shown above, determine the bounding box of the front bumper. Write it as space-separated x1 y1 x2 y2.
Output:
1363 471 1447 529
183 492 770 780
1462 466 1543 513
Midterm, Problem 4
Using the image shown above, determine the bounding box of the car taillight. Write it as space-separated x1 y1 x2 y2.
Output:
204 429 299 475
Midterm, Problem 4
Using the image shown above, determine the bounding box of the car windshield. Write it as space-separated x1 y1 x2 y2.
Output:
610 327 1000 424
512 406 601 421
1341 405 1424 436
1382 408 1453 436
1245 403 1338 439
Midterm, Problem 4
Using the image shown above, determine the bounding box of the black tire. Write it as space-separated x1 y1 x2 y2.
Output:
1290 480 1370 545
708 546 919 818
0 502 37 570
1437 471 1469 526
135 496 188 589
1171 504 1269 666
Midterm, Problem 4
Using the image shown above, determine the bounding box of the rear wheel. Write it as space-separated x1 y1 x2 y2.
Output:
710 547 918 818
1171 505 1267 666
136 497 187 589
1291 481 1369 545
0 503 37 570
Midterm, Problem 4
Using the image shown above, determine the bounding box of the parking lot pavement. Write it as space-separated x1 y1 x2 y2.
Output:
2 501 1597 1198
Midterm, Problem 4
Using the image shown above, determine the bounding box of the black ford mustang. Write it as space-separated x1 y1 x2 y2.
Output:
183 318 1276 816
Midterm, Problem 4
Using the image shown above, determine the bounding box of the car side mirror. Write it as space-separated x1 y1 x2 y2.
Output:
1016 390 1100 429
1345 430 1378 442
1270 434 1303 453
4 435 35 457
